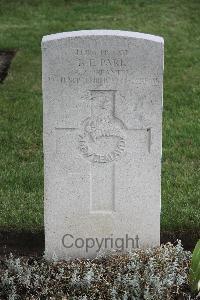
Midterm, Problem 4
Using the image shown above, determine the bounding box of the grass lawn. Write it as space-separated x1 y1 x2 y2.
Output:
0 0 199 233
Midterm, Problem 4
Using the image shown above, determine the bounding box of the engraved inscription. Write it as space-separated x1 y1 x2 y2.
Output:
76 48 128 79
46 47 161 88
48 74 160 87
78 90 126 163
75 48 128 56
77 58 126 68
47 48 129 87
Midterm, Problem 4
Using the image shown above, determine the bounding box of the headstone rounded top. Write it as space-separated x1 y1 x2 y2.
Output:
42 29 164 44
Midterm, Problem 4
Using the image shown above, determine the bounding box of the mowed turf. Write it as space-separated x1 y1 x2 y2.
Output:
0 0 199 232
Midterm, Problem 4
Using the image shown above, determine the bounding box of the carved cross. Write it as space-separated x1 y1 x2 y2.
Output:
56 90 151 213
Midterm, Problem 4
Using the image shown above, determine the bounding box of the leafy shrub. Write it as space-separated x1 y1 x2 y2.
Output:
0 241 199 299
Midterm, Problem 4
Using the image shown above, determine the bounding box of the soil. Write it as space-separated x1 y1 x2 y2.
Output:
0 229 44 258
0 229 199 258
0 49 17 83
160 229 199 252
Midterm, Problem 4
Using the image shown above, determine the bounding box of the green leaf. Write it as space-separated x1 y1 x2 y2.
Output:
189 240 200 292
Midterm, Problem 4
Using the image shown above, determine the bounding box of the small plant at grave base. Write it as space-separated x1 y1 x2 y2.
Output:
189 240 200 295
0 242 199 300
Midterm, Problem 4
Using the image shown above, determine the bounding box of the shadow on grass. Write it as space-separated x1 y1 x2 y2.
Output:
0 49 17 83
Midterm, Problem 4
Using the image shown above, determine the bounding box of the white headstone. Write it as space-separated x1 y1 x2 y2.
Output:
42 30 164 259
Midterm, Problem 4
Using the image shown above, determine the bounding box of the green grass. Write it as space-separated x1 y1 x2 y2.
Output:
0 0 199 232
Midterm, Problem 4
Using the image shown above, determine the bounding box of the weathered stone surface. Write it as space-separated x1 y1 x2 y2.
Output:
42 30 164 259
